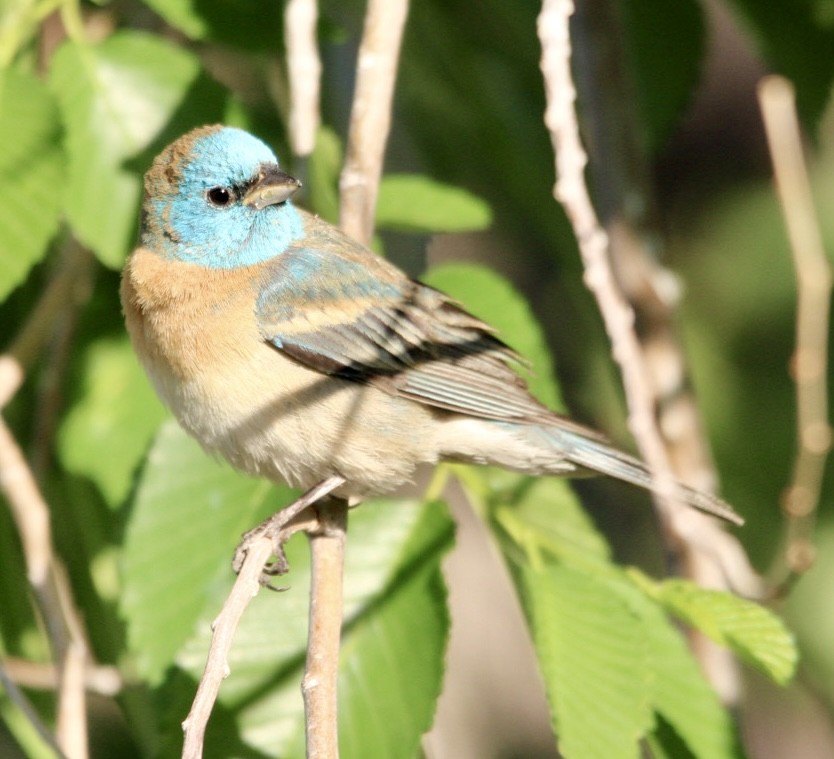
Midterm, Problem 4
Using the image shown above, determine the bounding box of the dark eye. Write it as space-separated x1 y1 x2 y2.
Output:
206 186 232 207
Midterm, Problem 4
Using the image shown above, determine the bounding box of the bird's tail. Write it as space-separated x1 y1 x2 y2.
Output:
537 426 743 525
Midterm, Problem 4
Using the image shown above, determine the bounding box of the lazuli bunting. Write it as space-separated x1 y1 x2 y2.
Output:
121 125 741 525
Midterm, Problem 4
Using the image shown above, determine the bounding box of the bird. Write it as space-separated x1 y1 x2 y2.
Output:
121 124 742 536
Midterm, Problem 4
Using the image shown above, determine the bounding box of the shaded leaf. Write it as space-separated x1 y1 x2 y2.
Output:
726 0 834 127
623 0 705 151
142 0 284 49
424 263 562 409
0 69 63 300
376 174 492 233
58 338 167 507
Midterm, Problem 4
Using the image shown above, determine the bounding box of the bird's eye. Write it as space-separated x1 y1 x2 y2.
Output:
206 186 233 207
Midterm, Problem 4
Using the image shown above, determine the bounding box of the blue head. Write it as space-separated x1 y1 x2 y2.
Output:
140 125 304 268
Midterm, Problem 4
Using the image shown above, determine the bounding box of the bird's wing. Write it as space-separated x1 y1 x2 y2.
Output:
254 224 581 428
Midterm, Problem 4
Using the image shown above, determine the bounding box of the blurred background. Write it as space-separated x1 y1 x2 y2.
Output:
1 0 833 756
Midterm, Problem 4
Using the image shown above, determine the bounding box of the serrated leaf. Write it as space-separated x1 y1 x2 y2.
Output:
376 174 492 233
633 572 798 685
58 338 167 507
424 263 562 409
164 498 453 758
121 420 294 682
49 32 225 268
517 563 653 759
0 69 63 300
610 578 742 759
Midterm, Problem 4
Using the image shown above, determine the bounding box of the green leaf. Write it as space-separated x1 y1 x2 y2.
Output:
121 420 294 683
0 69 63 300
494 477 612 573
58 338 167 507
726 0 834 127
376 174 492 233
632 571 798 685
142 0 284 49
164 498 453 758
307 125 343 223
49 32 225 268
611 579 742 759
516 563 653 759
424 263 562 409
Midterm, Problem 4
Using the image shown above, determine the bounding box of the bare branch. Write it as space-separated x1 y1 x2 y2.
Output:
0 418 89 758
182 476 345 759
3 657 122 696
759 75 832 585
339 0 410 243
303 499 348 759
285 0 322 159
536 0 761 651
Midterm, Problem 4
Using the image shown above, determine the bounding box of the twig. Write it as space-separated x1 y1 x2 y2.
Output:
182 477 345 758
338 0 410 244
3 657 122 695
303 499 348 759
0 417 89 758
181 535 274 759
0 659 68 759
284 0 321 160
758 76 832 587
563 0 762 698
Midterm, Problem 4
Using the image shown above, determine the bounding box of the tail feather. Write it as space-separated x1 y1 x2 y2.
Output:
554 429 744 525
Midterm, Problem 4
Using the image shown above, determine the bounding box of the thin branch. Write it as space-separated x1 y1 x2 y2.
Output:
758 75 832 587
284 0 321 159
0 417 89 759
182 476 346 759
536 0 761 635
303 499 348 759
339 0 410 244
0 659 68 759
3 657 122 696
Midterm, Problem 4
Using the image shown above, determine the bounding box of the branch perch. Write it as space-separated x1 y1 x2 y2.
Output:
536 0 761 661
303 499 348 759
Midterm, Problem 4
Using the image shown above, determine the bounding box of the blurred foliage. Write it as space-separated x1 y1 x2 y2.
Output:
1 0 831 757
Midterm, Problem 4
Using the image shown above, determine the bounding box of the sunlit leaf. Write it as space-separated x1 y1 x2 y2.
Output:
49 32 225 268
516 563 653 759
58 338 167 507
376 174 492 233
632 571 798 685
162 498 453 758
121 421 294 683
0 69 63 300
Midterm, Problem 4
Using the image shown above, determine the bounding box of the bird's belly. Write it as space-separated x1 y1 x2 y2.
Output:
172 353 437 495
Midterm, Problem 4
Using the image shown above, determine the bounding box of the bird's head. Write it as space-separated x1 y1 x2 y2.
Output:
140 125 303 268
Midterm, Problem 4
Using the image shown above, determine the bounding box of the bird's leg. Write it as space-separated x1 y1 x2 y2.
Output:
233 475 347 580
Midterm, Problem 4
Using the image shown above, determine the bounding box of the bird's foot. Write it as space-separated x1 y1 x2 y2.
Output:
232 476 347 587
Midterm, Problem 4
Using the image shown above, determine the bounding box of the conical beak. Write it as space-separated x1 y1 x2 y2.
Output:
243 165 302 209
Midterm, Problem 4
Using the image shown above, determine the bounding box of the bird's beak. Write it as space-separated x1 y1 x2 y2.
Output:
243 165 302 209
